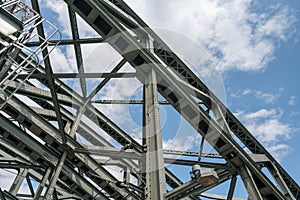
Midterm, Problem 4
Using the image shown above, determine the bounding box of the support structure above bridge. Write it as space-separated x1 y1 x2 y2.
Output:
0 0 299 199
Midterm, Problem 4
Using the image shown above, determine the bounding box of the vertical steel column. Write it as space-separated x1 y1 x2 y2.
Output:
227 175 237 200
26 175 35 197
268 163 294 200
240 165 263 200
9 168 28 196
44 151 67 199
0 188 5 200
33 167 52 200
123 167 131 184
142 67 166 199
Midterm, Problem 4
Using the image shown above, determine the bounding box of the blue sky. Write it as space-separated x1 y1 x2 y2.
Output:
222 1 300 183
1 0 299 198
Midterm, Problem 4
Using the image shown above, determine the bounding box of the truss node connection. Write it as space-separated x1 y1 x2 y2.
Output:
0 0 298 199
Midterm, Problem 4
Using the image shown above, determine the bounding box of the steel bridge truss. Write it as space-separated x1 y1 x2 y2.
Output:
0 0 299 199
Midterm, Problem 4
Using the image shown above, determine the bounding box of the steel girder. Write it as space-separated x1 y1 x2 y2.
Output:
104 0 300 198
0 0 298 200
62 0 298 199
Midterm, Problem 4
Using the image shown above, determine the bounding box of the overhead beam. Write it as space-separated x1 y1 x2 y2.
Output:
25 38 104 46
74 146 141 160
93 99 204 105
17 72 136 79
164 158 227 169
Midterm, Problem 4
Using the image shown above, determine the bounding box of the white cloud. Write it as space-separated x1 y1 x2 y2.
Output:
247 118 291 143
266 144 290 160
125 0 294 72
254 90 281 104
235 108 293 161
243 108 278 119
41 0 71 37
231 88 282 104
42 0 99 38
0 169 16 191
288 96 296 106
242 88 252 95
163 135 199 151
49 46 76 73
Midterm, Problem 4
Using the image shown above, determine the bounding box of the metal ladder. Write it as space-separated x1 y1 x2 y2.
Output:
0 0 61 109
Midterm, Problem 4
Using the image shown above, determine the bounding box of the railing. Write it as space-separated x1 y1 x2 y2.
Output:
0 0 40 26
0 0 61 109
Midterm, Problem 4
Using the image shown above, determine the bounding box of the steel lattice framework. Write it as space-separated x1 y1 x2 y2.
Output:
0 0 299 199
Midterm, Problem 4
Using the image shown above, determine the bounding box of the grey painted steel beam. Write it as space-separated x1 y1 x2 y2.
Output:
93 99 169 104
44 151 68 199
13 0 286 198
12 53 188 192
102 0 300 198
93 99 203 105
17 72 136 79
165 169 228 200
29 107 57 121
227 176 237 200
74 146 225 169
0 139 81 199
68 6 87 97
9 168 28 196
0 94 133 199
0 188 6 200
25 175 35 197
176 170 231 199
142 67 166 199
63 1 289 198
17 83 144 186
4 80 73 107
267 163 294 200
201 193 246 200
33 167 51 200
164 158 227 169
0 113 109 199
164 150 222 158
74 146 141 160
240 165 263 200
2 0 297 199
25 38 104 47
0 163 41 169
30 0 67 145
